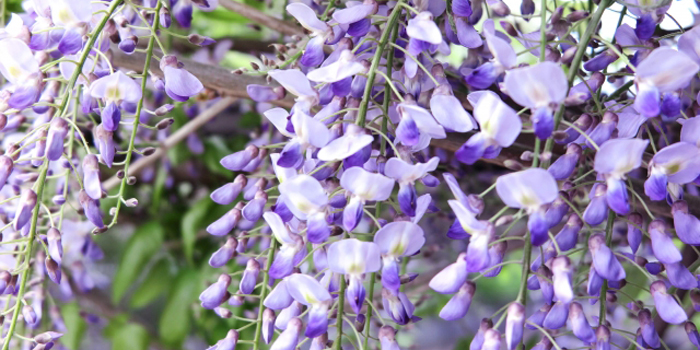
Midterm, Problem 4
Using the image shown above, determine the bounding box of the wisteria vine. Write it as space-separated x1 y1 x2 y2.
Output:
3 0 700 348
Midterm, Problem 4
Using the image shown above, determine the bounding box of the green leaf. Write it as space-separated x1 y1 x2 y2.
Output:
202 136 234 176
159 269 200 348
111 323 150 350
181 198 215 263
112 221 164 304
60 302 87 350
129 259 173 309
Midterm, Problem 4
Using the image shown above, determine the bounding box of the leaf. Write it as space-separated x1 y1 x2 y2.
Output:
129 259 173 309
202 136 234 176
60 302 87 350
111 323 150 350
112 221 164 304
181 198 215 263
159 268 200 348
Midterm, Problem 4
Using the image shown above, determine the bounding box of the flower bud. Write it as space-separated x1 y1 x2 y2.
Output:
14 189 37 231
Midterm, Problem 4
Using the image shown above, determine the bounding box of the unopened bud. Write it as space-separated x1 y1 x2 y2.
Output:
156 118 174 130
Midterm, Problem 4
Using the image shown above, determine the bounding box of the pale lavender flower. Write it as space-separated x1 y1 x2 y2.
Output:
263 212 305 279
374 221 425 292
504 62 567 139
634 47 698 117
160 56 204 102
278 175 330 243
340 167 394 231
645 142 700 200
89 71 142 131
456 91 522 164
384 157 439 216
285 273 332 338
439 281 475 320
594 139 649 215
496 168 559 246
650 280 687 324
327 238 381 313
429 252 467 294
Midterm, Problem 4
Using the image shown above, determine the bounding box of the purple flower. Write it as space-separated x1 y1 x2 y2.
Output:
374 221 425 292
588 233 626 281
307 50 367 83
430 84 476 132
645 142 700 200
270 317 302 350
339 167 394 231
285 273 331 338
551 256 574 304
327 239 381 313
379 326 401 350
384 157 439 216
448 199 493 272
160 56 204 102
634 47 699 117
505 302 524 350
650 280 687 324
278 175 330 243
382 288 417 325
406 12 443 45
504 62 567 139
649 219 682 264
456 91 521 164
89 71 142 131
438 281 475 320
199 274 231 309
430 252 467 294
317 124 373 162
263 212 305 279
594 139 649 215
569 302 595 344
496 168 559 245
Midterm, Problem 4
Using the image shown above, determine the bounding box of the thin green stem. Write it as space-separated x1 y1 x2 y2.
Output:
334 276 347 350
356 0 404 126
599 210 615 326
109 0 162 227
542 0 612 167
253 239 278 349
1 165 48 350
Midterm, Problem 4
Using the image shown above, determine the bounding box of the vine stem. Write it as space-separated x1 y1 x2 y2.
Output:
356 0 404 127
110 0 163 227
599 210 615 326
253 239 278 350
1 165 48 350
541 0 612 167
361 18 400 350
334 277 347 350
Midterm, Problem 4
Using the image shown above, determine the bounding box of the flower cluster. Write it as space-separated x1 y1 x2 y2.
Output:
196 0 700 349
0 0 211 347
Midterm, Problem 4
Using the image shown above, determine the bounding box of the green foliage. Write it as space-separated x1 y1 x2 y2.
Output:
181 197 216 263
112 221 165 304
130 259 174 309
159 268 200 348
60 303 87 350
202 136 236 177
111 323 150 350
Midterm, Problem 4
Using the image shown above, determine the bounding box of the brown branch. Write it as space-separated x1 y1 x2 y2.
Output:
110 50 697 218
110 49 295 109
218 0 306 37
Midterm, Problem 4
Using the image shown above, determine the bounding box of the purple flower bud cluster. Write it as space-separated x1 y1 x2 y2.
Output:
195 0 700 348
0 0 215 346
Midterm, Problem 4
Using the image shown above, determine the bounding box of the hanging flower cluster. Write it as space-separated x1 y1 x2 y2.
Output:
197 0 700 348
0 0 212 348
